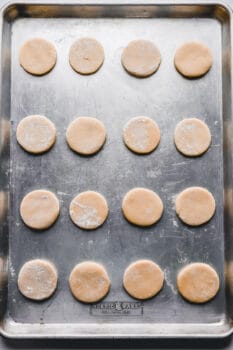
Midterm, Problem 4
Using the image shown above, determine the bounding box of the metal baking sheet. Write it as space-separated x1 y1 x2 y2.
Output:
0 0 233 338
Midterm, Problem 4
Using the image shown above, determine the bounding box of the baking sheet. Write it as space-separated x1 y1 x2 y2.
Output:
0 0 232 338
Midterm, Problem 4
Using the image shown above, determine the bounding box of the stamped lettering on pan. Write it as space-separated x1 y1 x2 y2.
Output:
90 301 144 316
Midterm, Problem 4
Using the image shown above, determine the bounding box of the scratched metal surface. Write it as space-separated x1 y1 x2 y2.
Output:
0 0 232 338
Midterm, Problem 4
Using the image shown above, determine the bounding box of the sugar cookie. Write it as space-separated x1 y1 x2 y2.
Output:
174 42 212 78
174 118 211 157
123 116 160 154
19 38 57 75
16 115 56 154
123 260 164 300
122 188 163 226
176 187 215 226
177 263 220 303
20 190 60 230
66 117 106 155
69 261 110 303
18 259 58 300
69 38 104 75
69 191 108 229
121 40 161 77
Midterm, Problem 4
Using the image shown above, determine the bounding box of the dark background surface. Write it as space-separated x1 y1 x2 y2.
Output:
0 336 233 349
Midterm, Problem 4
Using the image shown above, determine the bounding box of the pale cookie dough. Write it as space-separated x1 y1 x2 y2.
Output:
69 38 104 75
174 118 211 157
123 116 160 154
174 41 212 78
177 263 220 303
176 187 216 226
16 115 56 154
19 38 57 76
66 117 106 155
20 190 60 230
122 188 163 226
0 191 7 221
123 259 164 300
18 259 58 301
121 40 161 77
69 261 110 303
0 119 10 153
69 191 108 229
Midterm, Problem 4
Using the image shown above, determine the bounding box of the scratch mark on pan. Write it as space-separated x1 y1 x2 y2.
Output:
160 234 185 239
57 191 71 197
12 95 29 117
172 161 189 166
163 268 177 295
40 292 59 323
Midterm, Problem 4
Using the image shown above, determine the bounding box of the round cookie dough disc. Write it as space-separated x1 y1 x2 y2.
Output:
174 118 211 157
121 40 161 77
123 116 160 154
69 191 108 230
123 260 164 300
122 188 163 226
69 261 110 303
177 263 220 303
66 117 106 155
176 187 215 226
19 38 57 76
174 41 212 78
20 190 60 230
69 38 104 75
16 115 56 154
18 259 58 301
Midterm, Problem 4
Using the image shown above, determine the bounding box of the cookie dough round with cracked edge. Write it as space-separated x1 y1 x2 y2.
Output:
16 115 56 154
176 186 216 226
69 261 110 303
123 116 160 154
174 41 212 78
19 38 57 76
123 259 164 300
69 38 104 75
121 39 161 78
174 118 211 157
69 191 108 230
66 117 106 155
122 188 163 227
18 259 58 301
177 263 220 303
20 190 60 230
